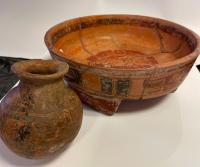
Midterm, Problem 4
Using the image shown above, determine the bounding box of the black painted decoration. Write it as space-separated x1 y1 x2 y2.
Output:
65 68 81 84
116 79 130 96
101 77 112 95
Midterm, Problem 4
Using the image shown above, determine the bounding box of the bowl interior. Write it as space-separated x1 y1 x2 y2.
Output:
51 16 196 69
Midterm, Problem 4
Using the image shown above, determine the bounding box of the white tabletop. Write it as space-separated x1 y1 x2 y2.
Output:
0 0 200 167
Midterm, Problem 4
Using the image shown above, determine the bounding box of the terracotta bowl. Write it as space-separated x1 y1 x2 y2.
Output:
45 15 200 115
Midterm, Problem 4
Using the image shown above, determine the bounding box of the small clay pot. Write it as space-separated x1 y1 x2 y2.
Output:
0 60 83 159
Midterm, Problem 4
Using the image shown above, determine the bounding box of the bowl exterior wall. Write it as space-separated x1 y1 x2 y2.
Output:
46 15 200 114
50 51 196 100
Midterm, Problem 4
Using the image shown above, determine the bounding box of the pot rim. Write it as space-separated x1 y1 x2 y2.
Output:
11 59 69 81
44 14 200 72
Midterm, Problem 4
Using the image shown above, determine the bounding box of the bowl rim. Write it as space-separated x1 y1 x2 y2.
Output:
44 14 200 72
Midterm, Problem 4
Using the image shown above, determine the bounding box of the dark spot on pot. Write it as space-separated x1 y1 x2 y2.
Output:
16 124 31 141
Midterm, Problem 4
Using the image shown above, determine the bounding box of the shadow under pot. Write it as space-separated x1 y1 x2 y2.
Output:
0 59 83 159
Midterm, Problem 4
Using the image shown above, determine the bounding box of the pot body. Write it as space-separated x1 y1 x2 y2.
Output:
45 15 200 115
0 60 83 159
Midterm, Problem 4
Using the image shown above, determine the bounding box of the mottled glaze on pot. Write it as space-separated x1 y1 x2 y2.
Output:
45 15 200 115
0 60 83 159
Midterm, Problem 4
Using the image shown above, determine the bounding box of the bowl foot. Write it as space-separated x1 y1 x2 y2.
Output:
75 91 121 115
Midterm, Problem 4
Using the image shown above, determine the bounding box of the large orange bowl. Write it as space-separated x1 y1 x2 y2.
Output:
45 15 200 115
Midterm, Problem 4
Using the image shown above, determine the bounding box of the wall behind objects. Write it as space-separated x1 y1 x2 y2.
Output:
0 0 199 58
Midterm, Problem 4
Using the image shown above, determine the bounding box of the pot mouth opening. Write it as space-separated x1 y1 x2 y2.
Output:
27 68 57 75
12 59 69 81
